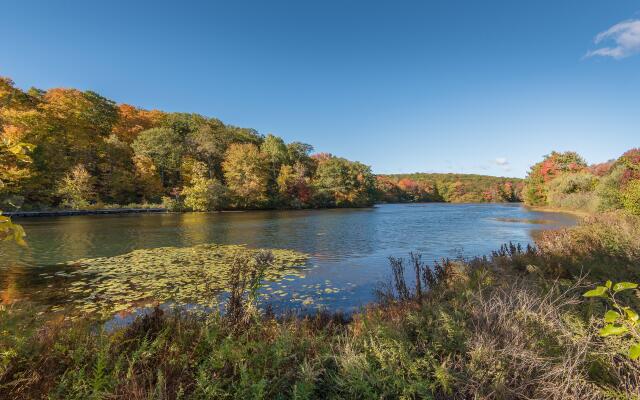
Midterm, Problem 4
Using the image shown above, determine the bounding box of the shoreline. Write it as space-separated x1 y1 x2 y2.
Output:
12 202 596 221
5 201 525 218
523 205 590 218
5 208 167 218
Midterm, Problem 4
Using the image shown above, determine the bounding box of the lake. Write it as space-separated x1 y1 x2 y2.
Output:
1 203 576 314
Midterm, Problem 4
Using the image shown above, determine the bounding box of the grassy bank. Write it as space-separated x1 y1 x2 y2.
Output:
2 212 640 399
524 205 592 218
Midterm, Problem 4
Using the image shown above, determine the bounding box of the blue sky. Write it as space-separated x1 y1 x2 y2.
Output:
1 1 639 177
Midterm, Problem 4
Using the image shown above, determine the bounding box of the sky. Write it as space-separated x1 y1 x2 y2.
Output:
1 1 639 178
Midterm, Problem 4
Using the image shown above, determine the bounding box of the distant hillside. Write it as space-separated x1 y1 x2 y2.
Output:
375 173 524 203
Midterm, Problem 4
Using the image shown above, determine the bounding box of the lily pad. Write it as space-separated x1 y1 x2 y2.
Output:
62 244 308 316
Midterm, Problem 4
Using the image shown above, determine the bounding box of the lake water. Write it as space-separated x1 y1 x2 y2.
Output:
1 203 576 314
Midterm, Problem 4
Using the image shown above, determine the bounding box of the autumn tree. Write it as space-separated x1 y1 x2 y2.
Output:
261 134 289 178
93 134 137 204
222 143 270 208
185 118 261 180
523 151 587 206
57 164 96 209
111 104 164 144
313 156 376 207
277 163 312 208
133 155 164 202
183 161 227 211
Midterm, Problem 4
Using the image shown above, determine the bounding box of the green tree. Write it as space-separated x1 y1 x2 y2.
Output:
313 156 376 207
132 127 184 186
261 134 290 185
595 165 625 211
96 134 137 204
185 118 261 180
222 143 270 208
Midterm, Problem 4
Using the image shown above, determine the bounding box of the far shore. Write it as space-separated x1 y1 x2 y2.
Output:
5 208 167 218
5 202 592 221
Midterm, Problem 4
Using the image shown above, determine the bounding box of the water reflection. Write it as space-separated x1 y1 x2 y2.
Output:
1 203 576 313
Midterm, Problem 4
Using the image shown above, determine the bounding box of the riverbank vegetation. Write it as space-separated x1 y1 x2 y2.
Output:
523 148 640 215
2 211 640 399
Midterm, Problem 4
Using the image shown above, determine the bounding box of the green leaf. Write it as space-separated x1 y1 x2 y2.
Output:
613 282 638 293
605 280 612 289
583 286 608 298
624 308 639 323
599 324 628 337
604 310 620 323
630 343 640 360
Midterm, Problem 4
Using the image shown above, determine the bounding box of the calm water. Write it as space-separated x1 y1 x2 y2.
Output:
1 203 576 313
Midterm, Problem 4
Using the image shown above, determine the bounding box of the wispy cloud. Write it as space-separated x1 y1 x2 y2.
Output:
494 157 508 166
585 19 640 59
492 157 512 173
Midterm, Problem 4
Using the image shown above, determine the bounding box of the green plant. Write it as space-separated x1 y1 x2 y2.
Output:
622 180 640 216
584 280 640 360
0 211 26 246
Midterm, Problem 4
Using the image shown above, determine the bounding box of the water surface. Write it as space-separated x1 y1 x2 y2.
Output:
1 203 576 313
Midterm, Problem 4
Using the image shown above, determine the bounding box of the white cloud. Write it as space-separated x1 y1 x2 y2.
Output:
585 19 640 59
494 157 509 166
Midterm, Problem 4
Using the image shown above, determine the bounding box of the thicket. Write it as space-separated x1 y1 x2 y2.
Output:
524 149 640 214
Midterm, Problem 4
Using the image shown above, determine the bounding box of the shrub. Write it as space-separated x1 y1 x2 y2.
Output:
595 165 625 211
536 212 640 280
622 180 640 216
161 195 183 212
546 172 598 211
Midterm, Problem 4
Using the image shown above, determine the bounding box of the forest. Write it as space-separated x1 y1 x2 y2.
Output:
0 76 376 211
376 173 523 203
1 76 523 213
523 148 640 215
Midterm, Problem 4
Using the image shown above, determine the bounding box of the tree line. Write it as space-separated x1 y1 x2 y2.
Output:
0 76 376 211
2 76 528 212
376 173 523 203
523 148 640 215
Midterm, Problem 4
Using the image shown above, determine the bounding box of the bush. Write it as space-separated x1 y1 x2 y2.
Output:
595 165 625 211
622 180 640 216
161 195 184 212
536 211 640 280
546 172 598 211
